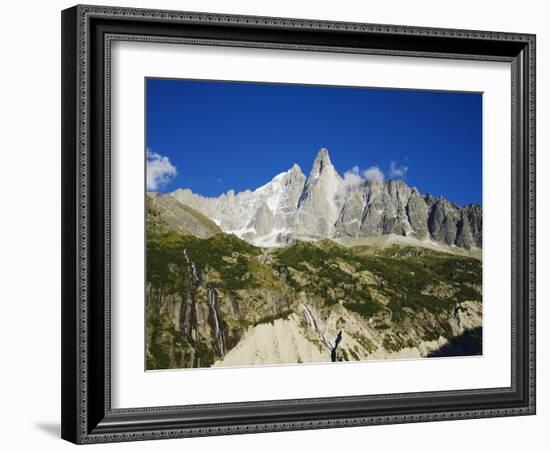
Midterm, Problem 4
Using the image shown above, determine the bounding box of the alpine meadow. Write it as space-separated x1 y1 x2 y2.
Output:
145 78 483 370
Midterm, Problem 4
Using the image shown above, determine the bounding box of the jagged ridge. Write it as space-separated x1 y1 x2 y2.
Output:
168 148 481 249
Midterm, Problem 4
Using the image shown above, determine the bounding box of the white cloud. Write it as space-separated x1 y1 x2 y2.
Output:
342 165 385 189
146 150 177 191
341 166 365 189
337 165 385 203
389 161 408 178
363 166 385 182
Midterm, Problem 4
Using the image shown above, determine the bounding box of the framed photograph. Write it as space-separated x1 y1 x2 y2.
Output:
61 5 536 444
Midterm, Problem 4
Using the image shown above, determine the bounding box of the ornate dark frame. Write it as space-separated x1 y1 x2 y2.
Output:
61 4 536 444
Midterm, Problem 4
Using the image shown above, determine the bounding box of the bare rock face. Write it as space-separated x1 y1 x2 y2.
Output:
257 163 306 232
427 198 460 245
357 180 387 236
334 187 366 237
170 188 256 232
276 164 307 215
464 205 483 247
292 148 343 237
251 202 274 237
455 210 475 249
165 148 481 249
406 188 430 240
337 180 422 240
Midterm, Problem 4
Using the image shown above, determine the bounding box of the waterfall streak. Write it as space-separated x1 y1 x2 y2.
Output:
300 304 338 355
207 289 224 356
183 248 225 356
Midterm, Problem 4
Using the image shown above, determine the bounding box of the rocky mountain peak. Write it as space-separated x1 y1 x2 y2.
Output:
288 163 303 174
286 163 305 181
168 147 481 249
310 147 333 177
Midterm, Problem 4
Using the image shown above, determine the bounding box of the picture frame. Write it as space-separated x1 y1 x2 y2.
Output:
61 4 536 444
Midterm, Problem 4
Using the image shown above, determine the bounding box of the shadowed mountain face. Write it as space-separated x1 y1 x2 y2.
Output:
428 327 482 357
169 148 482 249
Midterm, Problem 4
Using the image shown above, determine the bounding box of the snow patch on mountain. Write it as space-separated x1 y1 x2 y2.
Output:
255 171 287 212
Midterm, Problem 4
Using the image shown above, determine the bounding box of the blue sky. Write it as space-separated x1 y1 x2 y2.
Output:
146 78 482 206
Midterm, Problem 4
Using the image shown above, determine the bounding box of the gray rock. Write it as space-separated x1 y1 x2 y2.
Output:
250 202 274 237
427 198 460 245
166 148 482 249
406 188 430 240
464 204 483 247
292 148 343 237
271 163 306 230
334 185 366 237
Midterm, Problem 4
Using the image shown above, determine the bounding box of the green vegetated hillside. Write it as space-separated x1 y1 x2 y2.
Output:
147 193 222 238
146 197 482 370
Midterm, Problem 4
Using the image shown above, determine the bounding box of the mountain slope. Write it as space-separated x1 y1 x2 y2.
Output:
336 234 481 260
147 192 222 238
146 200 483 369
167 148 482 249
